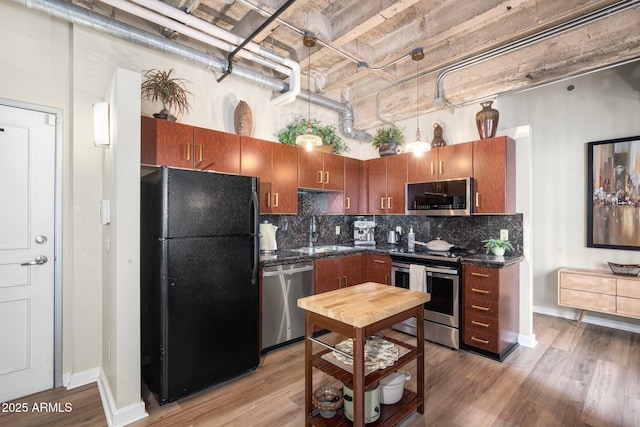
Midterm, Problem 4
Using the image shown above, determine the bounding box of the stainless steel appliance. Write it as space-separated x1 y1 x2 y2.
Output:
387 230 400 245
406 177 473 216
354 220 376 245
390 249 462 349
140 166 260 405
262 262 314 351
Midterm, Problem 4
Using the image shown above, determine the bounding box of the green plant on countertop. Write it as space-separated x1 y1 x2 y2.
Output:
371 123 404 148
481 238 514 254
276 116 348 154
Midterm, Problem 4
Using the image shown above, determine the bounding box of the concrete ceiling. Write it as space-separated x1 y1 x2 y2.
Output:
96 0 640 131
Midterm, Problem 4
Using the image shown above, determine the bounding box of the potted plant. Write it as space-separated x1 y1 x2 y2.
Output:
481 238 514 256
277 116 347 154
141 68 193 121
371 124 404 156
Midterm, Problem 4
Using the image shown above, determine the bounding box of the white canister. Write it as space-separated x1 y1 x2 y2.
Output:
379 370 411 405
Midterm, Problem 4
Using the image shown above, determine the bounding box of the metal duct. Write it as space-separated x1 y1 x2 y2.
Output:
12 0 370 141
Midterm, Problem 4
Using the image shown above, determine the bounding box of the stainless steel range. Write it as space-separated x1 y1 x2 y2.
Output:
389 247 470 349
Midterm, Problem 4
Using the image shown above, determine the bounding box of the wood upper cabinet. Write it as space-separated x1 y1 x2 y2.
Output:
314 255 363 294
193 127 240 174
407 143 473 182
472 136 516 214
364 254 392 285
368 154 408 214
140 116 240 174
298 149 344 191
141 116 193 168
240 136 298 214
343 157 362 214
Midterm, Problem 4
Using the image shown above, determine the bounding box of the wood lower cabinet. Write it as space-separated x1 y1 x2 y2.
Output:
314 255 364 295
558 267 640 322
462 263 519 361
240 136 298 214
364 253 391 285
367 154 408 214
472 136 516 214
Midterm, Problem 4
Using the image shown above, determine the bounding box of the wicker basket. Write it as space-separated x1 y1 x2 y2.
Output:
608 262 640 276
312 386 343 418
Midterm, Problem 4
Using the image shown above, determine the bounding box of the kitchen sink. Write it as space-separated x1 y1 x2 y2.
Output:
288 245 357 254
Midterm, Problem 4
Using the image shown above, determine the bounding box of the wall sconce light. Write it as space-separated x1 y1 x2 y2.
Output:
93 102 110 147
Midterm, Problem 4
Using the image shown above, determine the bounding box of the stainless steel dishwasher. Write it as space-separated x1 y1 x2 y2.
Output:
261 262 314 351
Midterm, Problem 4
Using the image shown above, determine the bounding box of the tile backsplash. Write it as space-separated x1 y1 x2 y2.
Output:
260 192 523 255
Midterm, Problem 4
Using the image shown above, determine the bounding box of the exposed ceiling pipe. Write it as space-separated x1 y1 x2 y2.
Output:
125 0 299 105
433 0 640 107
12 0 369 140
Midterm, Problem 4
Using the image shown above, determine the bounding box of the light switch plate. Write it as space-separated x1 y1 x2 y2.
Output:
396 226 402 233
500 229 509 241
335 226 340 235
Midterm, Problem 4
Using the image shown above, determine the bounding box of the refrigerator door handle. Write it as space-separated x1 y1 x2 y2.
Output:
250 186 259 284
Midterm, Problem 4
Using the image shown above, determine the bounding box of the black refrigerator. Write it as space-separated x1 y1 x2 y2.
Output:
140 166 260 405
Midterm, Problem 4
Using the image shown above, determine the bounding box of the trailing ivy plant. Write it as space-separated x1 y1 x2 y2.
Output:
276 116 348 154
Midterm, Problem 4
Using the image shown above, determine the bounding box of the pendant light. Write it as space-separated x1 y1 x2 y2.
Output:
296 33 323 151
404 48 430 157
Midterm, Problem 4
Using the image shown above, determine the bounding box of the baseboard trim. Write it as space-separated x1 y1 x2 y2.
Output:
65 367 100 389
97 368 147 427
518 333 538 348
534 305 640 334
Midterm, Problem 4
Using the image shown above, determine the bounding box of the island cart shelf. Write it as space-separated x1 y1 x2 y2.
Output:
297 282 430 427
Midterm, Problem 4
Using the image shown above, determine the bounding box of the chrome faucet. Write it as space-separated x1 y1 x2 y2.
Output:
309 216 318 247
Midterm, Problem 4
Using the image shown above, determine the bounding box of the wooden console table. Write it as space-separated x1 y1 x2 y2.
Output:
297 282 431 427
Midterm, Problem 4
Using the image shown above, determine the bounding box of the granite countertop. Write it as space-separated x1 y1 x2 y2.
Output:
260 245 524 267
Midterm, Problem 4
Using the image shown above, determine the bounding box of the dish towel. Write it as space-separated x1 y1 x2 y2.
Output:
409 264 427 293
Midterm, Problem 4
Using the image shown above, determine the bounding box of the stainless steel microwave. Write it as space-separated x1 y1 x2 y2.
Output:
405 177 473 216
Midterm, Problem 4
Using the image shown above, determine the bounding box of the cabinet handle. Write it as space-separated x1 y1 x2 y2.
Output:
475 192 480 208
373 259 386 264
337 277 342 288
471 272 490 278
385 274 389 285
345 197 351 210
266 192 271 207
471 304 490 312
430 161 434 176
381 197 386 210
439 161 443 175
181 143 191 161
471 336 490 344
273 192 279 207
197 144 203 162
471 287 490 294
471 320 490 328
387 197 392 209
343 276 348 287
324 171 330 184
317 171 323 184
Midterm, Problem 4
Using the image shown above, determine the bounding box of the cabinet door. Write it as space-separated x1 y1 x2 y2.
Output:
365 254 391 285
322 152 345 191
343 157 361 214
473 136 516 214
438 143 473 180
271 143 299 214
314 258 342 294
193 127 240 174
367 157 388 214
385 154 408 214
407 149 437 182
340 255 363 287
141 116 193 168
240 136 273 213
298 148 324 189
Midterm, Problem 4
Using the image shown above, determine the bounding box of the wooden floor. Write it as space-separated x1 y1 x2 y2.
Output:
2 313 639 427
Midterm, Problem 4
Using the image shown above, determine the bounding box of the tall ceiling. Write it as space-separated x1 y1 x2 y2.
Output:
91 0 640 131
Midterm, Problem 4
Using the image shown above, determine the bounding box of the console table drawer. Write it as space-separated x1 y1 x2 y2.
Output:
559 271 616 294
618 279 640 298
617 296 640 318
559 288 616 313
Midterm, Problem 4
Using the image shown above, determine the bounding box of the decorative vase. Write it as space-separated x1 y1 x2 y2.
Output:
492 247 505 256
431 123 446 148
378 141 402 157
475 101 499 139
234 100 253 135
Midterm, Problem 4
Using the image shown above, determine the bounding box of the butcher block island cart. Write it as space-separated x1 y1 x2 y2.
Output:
297 282 431 427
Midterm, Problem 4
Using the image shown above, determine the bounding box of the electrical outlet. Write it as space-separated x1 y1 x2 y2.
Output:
500 229 509 241
335 226 340 235
396 226 402 233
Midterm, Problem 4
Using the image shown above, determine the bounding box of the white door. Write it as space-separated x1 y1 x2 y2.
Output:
0 104 56 402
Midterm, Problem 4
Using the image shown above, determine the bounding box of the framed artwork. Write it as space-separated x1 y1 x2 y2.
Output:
587 135 640 250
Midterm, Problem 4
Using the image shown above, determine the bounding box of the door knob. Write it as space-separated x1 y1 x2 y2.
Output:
21 255 48 266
